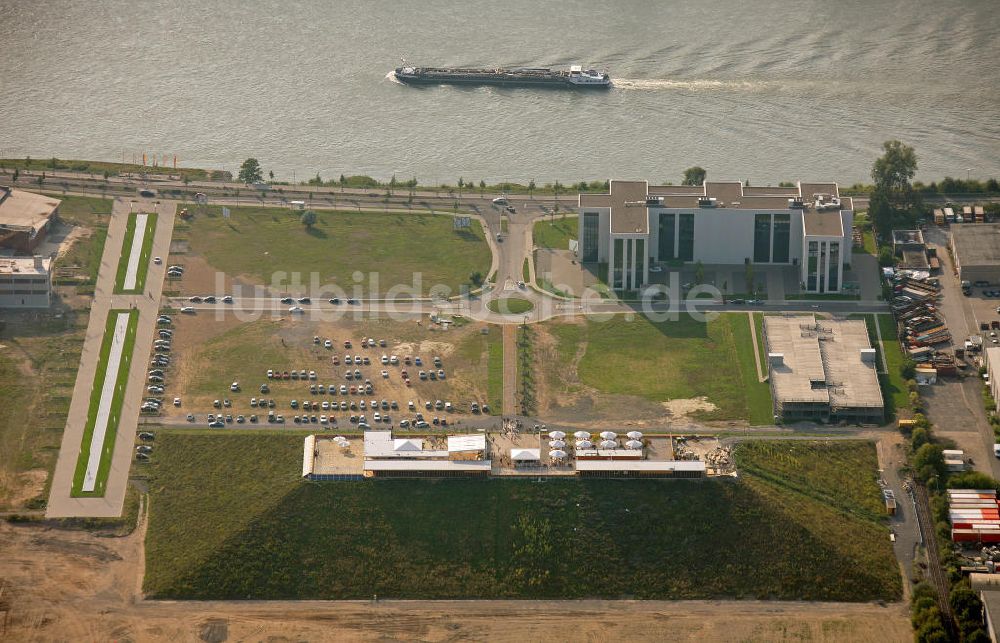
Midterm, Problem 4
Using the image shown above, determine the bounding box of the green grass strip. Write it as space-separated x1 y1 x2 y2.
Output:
71 309 139 496
487 298 534 315
729 313 775 425
486 331 503 414
114 212 158 293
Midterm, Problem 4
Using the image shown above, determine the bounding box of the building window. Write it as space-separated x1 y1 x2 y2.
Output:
624 239 633 289
613 238 624 289
827 242 840 291
807 241 819 291
753 213 772 263
772 213 790 263
582 212 599 262
635 238 645 286
678 213 695 261
658 213 675 260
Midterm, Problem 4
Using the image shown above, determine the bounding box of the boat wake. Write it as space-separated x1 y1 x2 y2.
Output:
385 70 404 85
614 78 767 92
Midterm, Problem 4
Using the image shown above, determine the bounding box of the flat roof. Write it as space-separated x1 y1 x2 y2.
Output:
892 229 925 246
575 460 706 472
952 224 1000 267
579 180 852 235
0 256 50 276
764 316 883 410
363 430 449 458
0 188 60 233
803 210 844 237
364 460 492 471
448 434 486 452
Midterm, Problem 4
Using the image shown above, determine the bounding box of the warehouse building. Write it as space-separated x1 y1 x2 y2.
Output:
0 187 61 254
764 316 883 424
578 180 853 292
951 224 1000 285
0 255 52 308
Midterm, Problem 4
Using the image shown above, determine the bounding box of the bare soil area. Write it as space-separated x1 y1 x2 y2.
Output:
0 508 910 642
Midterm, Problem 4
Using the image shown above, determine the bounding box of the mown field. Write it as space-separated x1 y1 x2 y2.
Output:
143 434 899 601
533 216 577 250
186 206 490 296
542 313 772 423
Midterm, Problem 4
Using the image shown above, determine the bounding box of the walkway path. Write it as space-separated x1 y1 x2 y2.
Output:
47 198 176 518
746 311 767 383
502 324 517 416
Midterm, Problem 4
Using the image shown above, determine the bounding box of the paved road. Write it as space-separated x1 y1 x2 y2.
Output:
47 198 176 518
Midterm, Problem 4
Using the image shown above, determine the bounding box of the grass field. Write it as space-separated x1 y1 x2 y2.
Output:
487 297 534 315
543 314 771 423
875 313 909 416
113 212 157 293
71 309 139 496
533 216 577 250
143 434 900 601
186 206 490 296
486 330 503 413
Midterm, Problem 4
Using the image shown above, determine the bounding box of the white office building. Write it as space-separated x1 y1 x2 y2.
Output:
578 180 854 293
0 255 52 308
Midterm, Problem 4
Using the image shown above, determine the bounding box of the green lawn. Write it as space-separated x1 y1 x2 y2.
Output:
4 157 210 180
43 193 113 227
143 434 900 601
72 309 139 496
544 313 771 422
113 212 157 293
533 216 577 250
487 297 534 315
186 206 490 296
875 314 909 417
729 313 776 425
486 330 503 414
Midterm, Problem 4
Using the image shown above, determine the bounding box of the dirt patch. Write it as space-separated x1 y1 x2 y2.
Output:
0 469 46 508
662 397 718 419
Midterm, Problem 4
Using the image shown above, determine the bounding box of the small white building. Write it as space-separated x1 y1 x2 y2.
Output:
0 255 51 308
986 347 1000 413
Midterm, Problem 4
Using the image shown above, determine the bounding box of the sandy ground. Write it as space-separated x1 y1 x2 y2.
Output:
0 502 911 642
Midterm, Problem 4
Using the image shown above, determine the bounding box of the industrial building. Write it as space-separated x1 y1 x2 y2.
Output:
0 187 61 254
578 180 853 293
0 255 52 308
891 229 930 271
764 316 884 424
987 347 1000 413
951 224 1000 285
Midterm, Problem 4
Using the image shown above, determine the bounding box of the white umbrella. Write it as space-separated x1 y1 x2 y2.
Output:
548 430 566 440
575 440 593 449
549 439 566 449
599 440 618 449
549 449 568 459
625 440 643 449
333 436 347 441
573 430 591 439
599 431 617 440
626 431 643 440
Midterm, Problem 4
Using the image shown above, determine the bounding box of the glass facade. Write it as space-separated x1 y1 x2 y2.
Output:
582 212 599 262
624 238 632 288
636 238 645 286
827 242 840 291
753 213 772 263
678 213 695 261
657 213 675 260
772 213 790 263
613 238 624 289
807 241 819 291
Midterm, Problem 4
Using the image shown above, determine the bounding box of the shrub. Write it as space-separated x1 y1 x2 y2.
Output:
946 471 1000 493
911 427 930 451
913 444 946 481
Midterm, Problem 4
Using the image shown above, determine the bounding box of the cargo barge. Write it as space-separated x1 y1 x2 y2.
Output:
393 64 611 89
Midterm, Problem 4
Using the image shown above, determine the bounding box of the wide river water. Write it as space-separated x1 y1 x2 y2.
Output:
2 0 998 185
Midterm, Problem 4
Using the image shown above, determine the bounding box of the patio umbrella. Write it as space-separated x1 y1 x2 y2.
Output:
549 449 568 459
599 440 618 449
575 440 593 449
599 431 617 440
333 436 347 441
549 440 566 449
573 430 591 439
548 430 566 440
626 431 643 440
625 440 643 449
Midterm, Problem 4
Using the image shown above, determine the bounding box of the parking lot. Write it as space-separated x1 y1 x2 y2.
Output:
139 313 498 432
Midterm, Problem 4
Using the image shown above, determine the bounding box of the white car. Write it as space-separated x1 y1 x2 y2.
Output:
180 306 195 313
153 256 162 264
492 196 508 205
288 306 304 313
173 397 181 406
381 370 389 378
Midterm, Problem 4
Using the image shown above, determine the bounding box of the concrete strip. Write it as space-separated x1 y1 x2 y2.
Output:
502 324 517 416
122 213 149 290
82 311 131 492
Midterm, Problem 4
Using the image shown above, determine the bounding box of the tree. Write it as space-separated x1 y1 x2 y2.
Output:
912 443 945 481
910 427 929 451
682 166 706 186
457 177 464 198
469 271 484 287
947 471 1000 492
877 246 895 267
553 180 562 197
238 158 263 185
870 140 920 238
479 179 486 197
300 210 317 228
268 170 274 181
528 179 536 198
12 168 19 182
